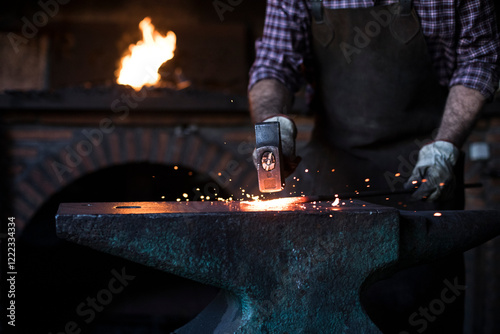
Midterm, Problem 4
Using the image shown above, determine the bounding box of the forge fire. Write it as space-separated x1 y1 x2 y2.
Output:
116 17 176 90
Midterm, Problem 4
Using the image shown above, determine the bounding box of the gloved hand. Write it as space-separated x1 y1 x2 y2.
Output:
253 115 301 178
404 141 460 201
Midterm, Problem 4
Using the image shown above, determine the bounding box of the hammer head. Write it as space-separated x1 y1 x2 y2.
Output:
255 122 285 193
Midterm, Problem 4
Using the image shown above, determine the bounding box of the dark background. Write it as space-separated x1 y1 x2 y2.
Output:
1 1 500 334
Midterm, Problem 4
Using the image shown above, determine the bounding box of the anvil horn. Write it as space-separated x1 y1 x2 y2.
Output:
399 210 500 267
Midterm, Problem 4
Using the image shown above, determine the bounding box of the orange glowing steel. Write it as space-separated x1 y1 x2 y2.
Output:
240 197 308 212
116 17 176 90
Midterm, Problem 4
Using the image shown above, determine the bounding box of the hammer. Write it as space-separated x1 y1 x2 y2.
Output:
255 121 284 193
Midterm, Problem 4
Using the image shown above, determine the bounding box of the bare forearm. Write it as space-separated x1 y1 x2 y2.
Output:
436 85 486 148
249 79 293 123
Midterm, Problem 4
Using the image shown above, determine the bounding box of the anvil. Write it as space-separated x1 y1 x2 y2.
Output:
55 200 500 333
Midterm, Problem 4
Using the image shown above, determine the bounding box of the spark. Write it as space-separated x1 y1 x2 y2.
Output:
395 173 401 177
182 193 188 198
174 166 179 170
434 212 442 217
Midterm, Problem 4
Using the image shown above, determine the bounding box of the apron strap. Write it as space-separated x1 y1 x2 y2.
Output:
399 0 412 16
310 0 323 23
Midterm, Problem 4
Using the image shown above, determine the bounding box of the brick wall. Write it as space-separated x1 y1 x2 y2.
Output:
2 109 259 232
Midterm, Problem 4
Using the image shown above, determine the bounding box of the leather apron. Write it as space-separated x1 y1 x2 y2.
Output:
288 1 465 333
288 0 464 211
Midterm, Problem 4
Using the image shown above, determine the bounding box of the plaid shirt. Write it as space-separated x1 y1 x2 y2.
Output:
249 0 500 99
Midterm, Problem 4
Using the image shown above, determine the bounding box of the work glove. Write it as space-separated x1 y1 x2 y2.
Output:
404 141 460 201
253 115 301 178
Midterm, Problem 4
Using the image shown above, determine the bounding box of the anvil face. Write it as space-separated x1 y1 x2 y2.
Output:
55 197 378 214
56 201 500 333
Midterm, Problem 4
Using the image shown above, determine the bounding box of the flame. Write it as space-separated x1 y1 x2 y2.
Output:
116 17 176 90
